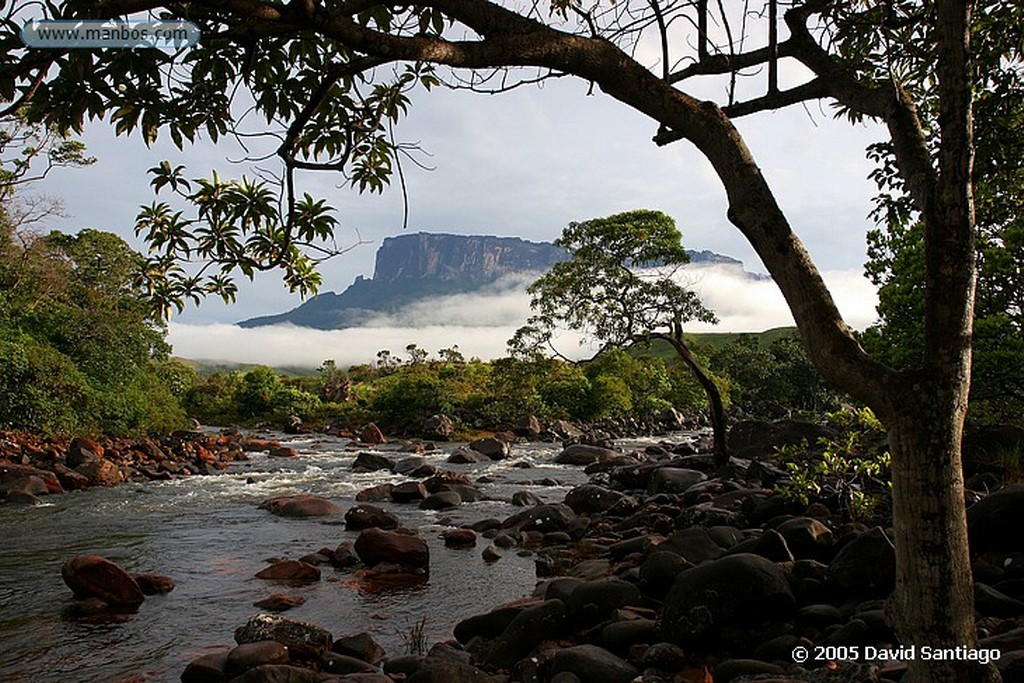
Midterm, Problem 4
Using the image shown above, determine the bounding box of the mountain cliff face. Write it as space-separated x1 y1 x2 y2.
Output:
237 232 755 329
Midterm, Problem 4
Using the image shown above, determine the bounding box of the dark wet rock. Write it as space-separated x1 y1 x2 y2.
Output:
225 664 321 682
394 456 430 475
640 551 695 598
798 604 844 628
748 529 796 563
502 503 577 534
566 577 643 627
728 419 836 459
225 641 290 679
549 644 639 683
600 618 659 655
351 452 395 473
483 598 568 670
258 495 340 518
469 437 511 460
514 415 543 438
640 641 687 670
421 491 462 510
234 614 333 660
447 447 491 464
131 572 175 595
181 650 229 683
67 437 103 468
405 648 496 683
454 602 529 644
647 467 708 495
969 484 1024 555
253 594 307 612
827 526 895 594
354 483 394 502
423 414 455 440
564 484 631 516
390 481 429 503
255 560 321 582
714 659 786 682
661 553 796 643
658 527 726 565
976 582 1024 617
332 542 359 569
482 546 502 562
775 517 835 561
321 652 377 675
61 554 144 607
268 446 298 458
332 632 386 664
816 618 870 648
444 528 477 548
345 504 400 531
354 527 429 570
512 490 543 507
3 490 44 505
359 423 387 445
554 444 618 466
74 458 122 486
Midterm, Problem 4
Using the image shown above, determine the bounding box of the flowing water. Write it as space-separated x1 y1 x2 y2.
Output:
0 432 663 683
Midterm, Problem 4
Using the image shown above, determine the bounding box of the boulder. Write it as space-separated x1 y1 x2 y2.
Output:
355 483 395 502
74 458 122 486
258 495 340 518
554 444 618 466
131 572 176 595
225 641 290 678
345 504 400 531
420 491 462 510
454 603 530 644
354 528 429 570
359 423 387 445
563 484 630 515
61 554 144 607
646 467 708 495
224 664 321 682
181 651 229 683
661 553 796 643
550 644 639 683
322 653 378 675
394 456 430 475
234 614 333 660
565 577 643 627
444 529 478 548
657 527 725 565
390 481 429 503
0 464 63 495
447 447 490 464
422 414 455 440
253 594 307 611
268 446 298 458
484 599 569 670
514 415 543 438
775 517 835 560
255 560 321 582
67 436 104 468
333 632 386 664
469 437 510 460
827 526 896 594
969 484 1024 555
352 452 395 473
727 419 835 459
502 503 577 534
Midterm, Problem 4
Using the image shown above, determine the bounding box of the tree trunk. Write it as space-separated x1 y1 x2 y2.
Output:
886 382 999 682
660 333 728 468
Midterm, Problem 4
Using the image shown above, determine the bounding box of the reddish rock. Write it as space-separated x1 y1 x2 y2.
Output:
443 529 478 548
253 593 307 611
332 542 359 569
258 495 340 518
345 504 400 531
225 641 290 678
131 572 176 595
67 437 104 467
389 481 429 503
359 423 387 445
240 437 282 453
255 560 321 582
180 650 230 683
74 458 122 486
355 483 394 502
354 528 429 571
269 446 298 458
62 555 144 607
0 464 63 494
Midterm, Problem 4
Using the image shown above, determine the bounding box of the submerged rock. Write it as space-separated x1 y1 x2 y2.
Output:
61 554 144 607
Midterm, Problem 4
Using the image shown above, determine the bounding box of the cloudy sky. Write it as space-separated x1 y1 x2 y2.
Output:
30 55 885 367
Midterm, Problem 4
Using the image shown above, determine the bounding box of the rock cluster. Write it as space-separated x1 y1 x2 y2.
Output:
0 430 286 504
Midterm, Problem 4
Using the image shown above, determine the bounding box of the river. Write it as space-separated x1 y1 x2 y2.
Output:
0 432 670 682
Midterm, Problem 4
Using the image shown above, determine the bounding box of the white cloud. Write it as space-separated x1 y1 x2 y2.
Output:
167 265 877 367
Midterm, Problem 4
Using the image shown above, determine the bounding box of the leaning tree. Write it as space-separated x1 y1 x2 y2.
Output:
1 0 1009 679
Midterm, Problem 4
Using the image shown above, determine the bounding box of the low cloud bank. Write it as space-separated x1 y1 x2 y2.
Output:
168 265 878 367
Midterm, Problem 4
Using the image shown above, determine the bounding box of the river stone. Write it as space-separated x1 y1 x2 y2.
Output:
345 504 400 530
447 447 490 464
255 560 321 582
235 614 333 659
563 484 630 515
355 483 395 502
390 481 429 503
354 528 429 570
454 602 530 644
484 599 568 670
549 644 639 683
321 652 377 674
713 659 786 682
394 456 429 475
421 491 462 510
827 526 895 594
333 632 386 664
181 650 229 683
443 528 477 548
566 577 643 627
254 594 306 611
423 414 455 440
601 618 659 655
646 467 708 495
225 641 290 678
640 551 695 598
969 484 1024 555
502 503 577 534
131 572 175 595
658 527 725 565
775 517 835 560
554 444 618 466
469 437 510 460
74 458 122 486
351 452 395 473
67 436 104 468
225 664 321 682
360 423 387 445
258 495 339 518
61 554 144 607
661 553 796 643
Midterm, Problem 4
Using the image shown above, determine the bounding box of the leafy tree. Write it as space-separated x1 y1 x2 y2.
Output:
513 210 727 465
2 0 1004 676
